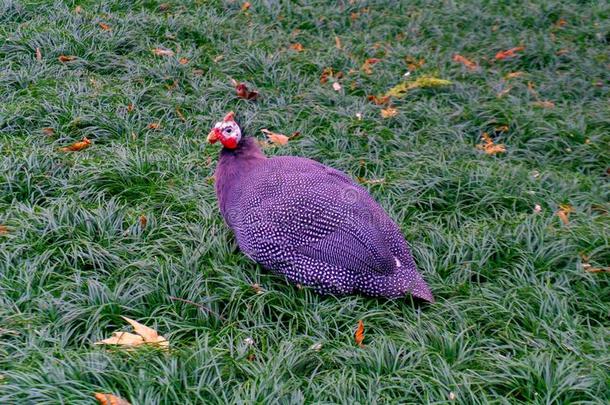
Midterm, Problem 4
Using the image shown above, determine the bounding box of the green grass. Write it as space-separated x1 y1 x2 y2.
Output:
1 0 609 403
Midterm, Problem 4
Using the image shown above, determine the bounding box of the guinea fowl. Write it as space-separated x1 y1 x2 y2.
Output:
207 112 433 301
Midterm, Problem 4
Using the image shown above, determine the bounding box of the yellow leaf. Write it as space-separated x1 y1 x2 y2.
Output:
95 332 144 346
121 316 168 347
384 76 452 98
261 129 290 145
380 107 398 118
94 392 131 405
95 317 169 349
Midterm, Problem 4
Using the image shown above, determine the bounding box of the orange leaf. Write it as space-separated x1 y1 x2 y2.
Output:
495 46 524 60
126 104 134 112
554 18 567 28
35 47 42 61
147 122 160 130
58 55 77 62
152 48 174 57
290 43 304 52
0 225 8 235
405 55 425 71
476 132 506 155
99 22 111 31
354 320 365 347
179 57 189 65
361 58 382 75
367 95 390 105
42 127 55 136
452 54 478 70
59 137 91 152
261 129 289 145
380 107 398 118
556 204 574 225
241 2 251 11
139 215 147 229
94 393 131 405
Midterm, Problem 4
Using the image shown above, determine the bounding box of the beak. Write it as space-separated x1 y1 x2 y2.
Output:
223 111 235 122
207 128 221 144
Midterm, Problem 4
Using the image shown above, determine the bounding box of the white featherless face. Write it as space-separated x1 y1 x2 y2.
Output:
207 111 241 149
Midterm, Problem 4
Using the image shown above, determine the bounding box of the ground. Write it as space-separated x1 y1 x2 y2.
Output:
1 0 609 403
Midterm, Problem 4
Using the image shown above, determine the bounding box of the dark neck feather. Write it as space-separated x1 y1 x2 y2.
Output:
215 137 266 218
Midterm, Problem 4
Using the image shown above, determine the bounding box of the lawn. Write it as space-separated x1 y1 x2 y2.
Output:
1 0 609 403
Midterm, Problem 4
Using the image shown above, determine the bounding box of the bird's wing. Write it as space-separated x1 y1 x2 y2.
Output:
233 157 398 275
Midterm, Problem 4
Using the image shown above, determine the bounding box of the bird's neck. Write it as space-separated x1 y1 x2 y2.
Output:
215 137 266 217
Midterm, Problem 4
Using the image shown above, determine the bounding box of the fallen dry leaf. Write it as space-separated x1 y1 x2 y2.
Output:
179 57 189 65
533 100 555 109
99 22 111 31
332 82 342 91
35 47 42 61
152 47 174 57
452 54 478 70
74 5 83 13
320 67 343 84
381 106 398 118
554 18 567 28
175 106 186 121
251 284 264 294
241 2 251 11
385 76 452 98
476 132 506 155
42 127 55 136
495 125 509 133
357 177 385 185
261 129 290 146
0 225 8 235
405 55 425 71
95 316 169 349
496 85 513 98
505 71 525 79
495 46 524 60
58 55 77 63
361 58 382 75
94 393 131 405
354 320 365 347
147 122 160 130
59 137 91 152
335 36 342 49
367 95 390 105
556 204 574 225
290 43 304 52
127 104 134 112
139 215 147 229
231 79 259 100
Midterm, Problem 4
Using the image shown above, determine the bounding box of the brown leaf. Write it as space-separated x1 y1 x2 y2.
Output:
94 393 131 405
505 71 524 79
452 54 478 70
35 47 42 61
213 54 224 63
99 22 111 31
175 106 186 121
476 132 506 155
232 79 259 100
59 137 91 152
335 36 342 49
354 320 365 347
290 43 304 52
241 2 251 11
380 107 398 118
405 55 425 71
152 48 174 57
147 122 160 130
261 129 290 145
556 204 573 225
361 58 381 74
554 18 567 28
179 57 189 65
126 104 134 112
0 225 8 235
251 284 264 294
533 100 555 109
42 127 55 136
139 215 147 229
367 95 390 105
158 3 171 11
58 55 77 63
495 125 509 133
495 46 524 60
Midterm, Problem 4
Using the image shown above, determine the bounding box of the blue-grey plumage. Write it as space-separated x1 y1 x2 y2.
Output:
208 113 433 302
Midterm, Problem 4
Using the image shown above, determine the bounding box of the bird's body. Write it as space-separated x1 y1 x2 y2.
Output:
212 132 433 301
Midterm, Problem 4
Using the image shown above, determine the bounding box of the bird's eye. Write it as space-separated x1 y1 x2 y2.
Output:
225 128 232 133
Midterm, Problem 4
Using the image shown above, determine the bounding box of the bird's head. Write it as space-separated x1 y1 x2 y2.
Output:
207 111 242 149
